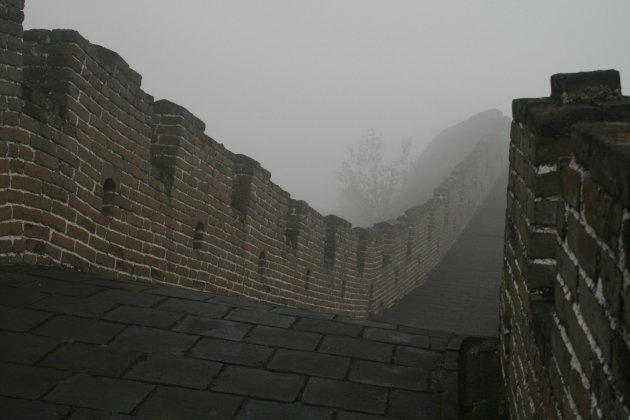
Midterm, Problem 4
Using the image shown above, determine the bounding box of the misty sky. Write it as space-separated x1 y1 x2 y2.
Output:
24 0 630 215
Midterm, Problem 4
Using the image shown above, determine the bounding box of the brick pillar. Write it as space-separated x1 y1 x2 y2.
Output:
0 0 24 123
500 70 630 419
0 0 24 262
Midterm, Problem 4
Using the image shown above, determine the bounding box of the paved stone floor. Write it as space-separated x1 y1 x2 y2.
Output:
379 173 507 337
0 264 463 420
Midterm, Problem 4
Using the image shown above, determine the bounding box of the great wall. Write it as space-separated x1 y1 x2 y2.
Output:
0 1 506 317
500 70 630 419
1 1 629 418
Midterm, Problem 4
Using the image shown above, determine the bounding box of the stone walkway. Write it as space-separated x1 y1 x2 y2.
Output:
0 264 462 420
379 173 507 337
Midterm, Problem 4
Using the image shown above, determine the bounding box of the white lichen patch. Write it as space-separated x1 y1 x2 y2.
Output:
536 164 557 175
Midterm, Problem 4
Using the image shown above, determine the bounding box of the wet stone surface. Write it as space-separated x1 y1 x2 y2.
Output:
0 265 462 419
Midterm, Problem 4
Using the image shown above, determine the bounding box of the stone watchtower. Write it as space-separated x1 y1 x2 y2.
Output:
500 70 630 419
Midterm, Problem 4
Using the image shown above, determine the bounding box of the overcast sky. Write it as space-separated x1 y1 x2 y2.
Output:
24 0 630 215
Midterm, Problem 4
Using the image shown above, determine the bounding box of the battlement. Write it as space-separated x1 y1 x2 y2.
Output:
501 70 630 418
0 3 506 317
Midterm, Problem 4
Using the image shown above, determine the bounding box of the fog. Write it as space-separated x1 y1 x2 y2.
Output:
24 0 630 217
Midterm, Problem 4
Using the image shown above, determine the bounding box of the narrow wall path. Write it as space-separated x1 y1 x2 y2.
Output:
378 171 508 337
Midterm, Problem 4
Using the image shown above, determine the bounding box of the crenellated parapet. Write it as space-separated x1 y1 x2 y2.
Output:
501 70 630 419
0 3 506 316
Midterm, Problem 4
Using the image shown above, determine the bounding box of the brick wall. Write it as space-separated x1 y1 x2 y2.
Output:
0 3 506 317
501 70 630 418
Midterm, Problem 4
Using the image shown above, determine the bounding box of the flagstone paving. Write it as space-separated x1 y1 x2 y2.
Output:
0 264 462 420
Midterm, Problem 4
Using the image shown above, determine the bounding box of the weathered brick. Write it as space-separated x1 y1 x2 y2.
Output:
293 317 362 337
582 176 623 250
124 354 221 389
302 377 388 415
0 304 52 331
212 365 304 402
45 375 153 412
225 307 296 328
109 326 197 355
560 163 581 210
349 359 429 391
363 327 430 348
235 400 334 420
0 396 69 420
268 348 350 379
246 325 322 351
41 342 141 377
137 386 241 420
319 335 393 362
172 315 251 340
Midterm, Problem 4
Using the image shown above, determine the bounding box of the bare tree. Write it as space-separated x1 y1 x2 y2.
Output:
336 130 412 226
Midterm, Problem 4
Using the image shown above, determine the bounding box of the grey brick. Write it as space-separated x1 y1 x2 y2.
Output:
268 348 350 379
336 412 398 420
90 289 165 307
85 277 150 292
388 390 439 420
209 294 274 310
212 365 304 401
349 360 428 391
33 315 125 344
394 346 443 368
319 336 393 362
270 306 335 320
0 285 47 306
430 335 451 351
363 327 430 348
190 337 273 367
0 331 58 363
173 315 251 340
45 375 153 412
0 362 67 399
22 277 102 297
302 377 388 414
156 297 230 318
0 304 52 331
246 325 321 350
440 370 458 419
334 315 396 330
68 408 143 419
23 267 97 283
0 270 31 287
445 350 458 370
430 369 457 394
293 317 362 337
137 386 242 420
146 286 209 301
124 354 221 389
0 395 70 420
447 336 465 350
31 295 115 317
110 326 197 354
398 325 450 337
225 308 296 328
41 343 141 377
235 399 334 420
102 305 182 328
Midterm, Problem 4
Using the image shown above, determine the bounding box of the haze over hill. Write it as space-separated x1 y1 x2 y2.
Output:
23 1 630 217
392 109 511 217
337 110 510 226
